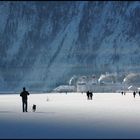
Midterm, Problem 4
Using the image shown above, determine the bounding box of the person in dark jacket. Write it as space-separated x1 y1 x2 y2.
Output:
86 91 90 100
89 92 93 100
139 91 140 96
133 91 136 98
20 87 30 112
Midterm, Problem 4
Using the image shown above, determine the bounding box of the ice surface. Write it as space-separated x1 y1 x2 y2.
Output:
0 92 140 138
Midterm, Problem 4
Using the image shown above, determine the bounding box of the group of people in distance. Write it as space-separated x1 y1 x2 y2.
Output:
19 87 94 113
121 91 140 98
20 87 140 113
86 91 93 100
133 91 140 98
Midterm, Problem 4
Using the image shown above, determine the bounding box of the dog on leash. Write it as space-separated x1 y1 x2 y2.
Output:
32 104 36 112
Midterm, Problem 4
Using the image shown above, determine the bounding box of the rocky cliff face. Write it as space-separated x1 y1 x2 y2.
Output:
0 1 140 91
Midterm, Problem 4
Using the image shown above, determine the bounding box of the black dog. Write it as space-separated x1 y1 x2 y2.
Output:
32 104 36 112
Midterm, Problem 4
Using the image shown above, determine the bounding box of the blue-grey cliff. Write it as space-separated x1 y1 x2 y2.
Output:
0 1 140 92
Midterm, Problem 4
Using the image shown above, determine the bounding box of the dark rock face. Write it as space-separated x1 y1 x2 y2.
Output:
0 1 140 91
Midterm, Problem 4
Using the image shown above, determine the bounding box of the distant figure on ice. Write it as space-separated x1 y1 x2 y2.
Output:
133 91 136 98
121 91 126 95
86 91 90 100
20 87 30 112
86 91 93 100
139 91 140 96
89 92 93 100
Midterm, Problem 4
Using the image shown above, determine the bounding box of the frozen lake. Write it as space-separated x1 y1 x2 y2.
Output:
0 92 140 139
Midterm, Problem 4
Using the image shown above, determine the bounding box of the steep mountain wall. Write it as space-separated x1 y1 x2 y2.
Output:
0 1 140 91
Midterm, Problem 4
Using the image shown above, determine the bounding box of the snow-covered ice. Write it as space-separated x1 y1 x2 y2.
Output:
0 92 140 139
